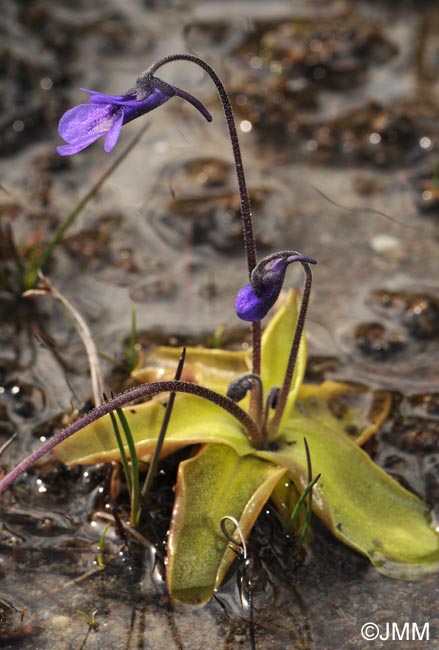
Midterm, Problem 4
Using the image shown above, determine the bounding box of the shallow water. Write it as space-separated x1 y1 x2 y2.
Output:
1 1 439 648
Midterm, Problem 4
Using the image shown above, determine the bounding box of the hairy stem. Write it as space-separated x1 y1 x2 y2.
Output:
250 321 261 399
0 380 262 494
140 54 261 381
143 54 256 275
267 264 313 439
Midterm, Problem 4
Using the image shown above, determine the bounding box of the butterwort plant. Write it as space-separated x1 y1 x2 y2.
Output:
1 54 438 606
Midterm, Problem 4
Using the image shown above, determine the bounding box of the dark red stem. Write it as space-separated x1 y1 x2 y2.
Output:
0 380 262 494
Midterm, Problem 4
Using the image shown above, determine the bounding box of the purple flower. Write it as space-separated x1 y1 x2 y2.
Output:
235 252 317 322
57 78 212 156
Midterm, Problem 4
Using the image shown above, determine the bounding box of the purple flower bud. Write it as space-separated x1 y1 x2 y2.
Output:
57 78 212 156
235 252 317 322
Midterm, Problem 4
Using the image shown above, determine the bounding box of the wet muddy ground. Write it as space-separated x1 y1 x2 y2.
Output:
0 1 438 648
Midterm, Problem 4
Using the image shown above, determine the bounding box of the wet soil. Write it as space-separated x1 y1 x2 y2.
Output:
1 1 439 649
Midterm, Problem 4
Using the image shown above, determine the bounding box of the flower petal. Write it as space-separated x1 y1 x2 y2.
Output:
235 253 316 322
82 88 138 106
235 282 281 321
57 103 122 155
56 136 103 156
58 104 108 141
104 111 124 152
84 86 172 113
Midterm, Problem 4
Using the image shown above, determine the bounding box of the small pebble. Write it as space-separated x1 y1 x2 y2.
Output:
50 615 72 629
370 234 401 253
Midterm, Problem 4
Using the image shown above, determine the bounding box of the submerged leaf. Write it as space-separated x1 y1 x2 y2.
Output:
167 443 285 604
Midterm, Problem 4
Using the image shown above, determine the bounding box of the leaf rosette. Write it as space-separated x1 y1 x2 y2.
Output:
54 291 439 604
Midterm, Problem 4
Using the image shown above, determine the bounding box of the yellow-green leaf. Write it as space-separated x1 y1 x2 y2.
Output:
167 444 286 604
296 381 392 445
260 411 439 579
270 476 303 530
54 393 252 465
133 346 249 396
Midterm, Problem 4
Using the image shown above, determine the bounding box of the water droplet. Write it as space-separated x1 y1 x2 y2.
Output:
250 56 263 70
269 61 283 74
419 136 432 150
40 77 53 90
12 120 24 133
313 66 326 80
422 190 433 202
309 39 323 52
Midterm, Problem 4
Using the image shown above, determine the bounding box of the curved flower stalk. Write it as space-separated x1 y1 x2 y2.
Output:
235 251 317 322
139 54 257 274
138 53 262 385
57 53 262 379
233 251 316 437
57 78 212 155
